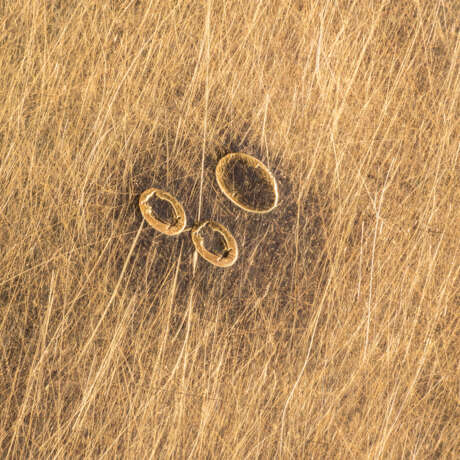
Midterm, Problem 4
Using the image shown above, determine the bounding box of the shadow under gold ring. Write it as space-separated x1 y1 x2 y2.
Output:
191 221 238 268
139 188 186 236
216 152 278 214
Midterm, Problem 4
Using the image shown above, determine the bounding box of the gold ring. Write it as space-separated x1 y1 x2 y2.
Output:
191 221 238 267
139 188 186 235
216 153 278 213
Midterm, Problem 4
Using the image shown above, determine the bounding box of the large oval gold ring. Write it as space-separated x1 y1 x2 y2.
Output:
139 188 187 235
216 153 278 213
191 221 238 268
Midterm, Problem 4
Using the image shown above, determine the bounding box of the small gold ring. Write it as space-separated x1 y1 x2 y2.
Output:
216 153 278 213
139 188 186 235
191 221 238 267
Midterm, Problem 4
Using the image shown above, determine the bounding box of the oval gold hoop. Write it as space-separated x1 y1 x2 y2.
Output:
216 153 278 214
191 221 238 268
139 188 186 236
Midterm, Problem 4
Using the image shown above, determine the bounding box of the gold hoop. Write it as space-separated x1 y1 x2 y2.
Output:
139 188 186 236
216 153 278 213
191 221 238 267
